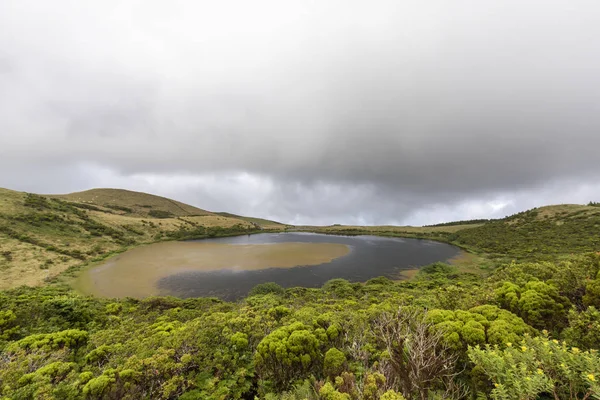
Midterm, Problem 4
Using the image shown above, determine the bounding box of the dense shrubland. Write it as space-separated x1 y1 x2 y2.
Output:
1 253 600 399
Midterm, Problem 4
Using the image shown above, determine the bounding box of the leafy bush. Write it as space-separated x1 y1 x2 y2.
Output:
255 322 322 389
249 282 285 297
469 334 600 400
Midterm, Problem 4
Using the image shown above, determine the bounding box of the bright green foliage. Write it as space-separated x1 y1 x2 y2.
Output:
319 382 351 400
10 361 78 400
249 282 285 296
495 280 571 330
0 309 18 340
426 305 534 349
379 390 406 400
11 329 88 351
324 348 347 378
230 332 249 349
563 307 600 350
105 302 122 315
583 271 600 308
468 334 600 400
318 372 392 400
362 373 387 400
255 322 322 389
323 279 356 298
419 262 457 276
268 305 292 321
82 372 115 397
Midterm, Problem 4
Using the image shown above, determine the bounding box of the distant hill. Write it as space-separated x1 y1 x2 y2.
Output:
450 204 600 260
49 188 213 218
215 212 287 229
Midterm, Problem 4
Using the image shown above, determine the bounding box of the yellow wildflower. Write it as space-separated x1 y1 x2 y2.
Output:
572 347 580 354
506 342 512 347
589 374 596 382
521 346 527 351
537 369 543 375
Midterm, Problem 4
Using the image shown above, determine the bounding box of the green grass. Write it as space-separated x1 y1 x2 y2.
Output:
450 205 600 260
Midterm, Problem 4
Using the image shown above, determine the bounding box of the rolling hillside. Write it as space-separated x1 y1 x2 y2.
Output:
215 212 288 229
49 188 213 218
450 204 600 259
0 188 261 288
307 204 600 261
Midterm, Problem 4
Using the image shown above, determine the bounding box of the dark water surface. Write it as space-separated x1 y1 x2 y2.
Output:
157 232 460 300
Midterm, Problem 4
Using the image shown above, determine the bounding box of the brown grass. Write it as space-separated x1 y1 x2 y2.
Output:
49 188 213 217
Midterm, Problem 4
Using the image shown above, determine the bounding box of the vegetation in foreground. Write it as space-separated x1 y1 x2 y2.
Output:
1 254 600 399
1 188 600 399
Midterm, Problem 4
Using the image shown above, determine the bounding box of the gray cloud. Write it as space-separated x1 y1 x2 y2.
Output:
1 0 600 225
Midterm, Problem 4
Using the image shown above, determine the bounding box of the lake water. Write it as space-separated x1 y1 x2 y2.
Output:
78 232 460 300
159 232 459 300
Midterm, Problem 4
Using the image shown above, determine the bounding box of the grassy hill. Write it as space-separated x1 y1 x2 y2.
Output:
49 188 213 218
450 204 600 260
215 212 288 229
0 188 263 289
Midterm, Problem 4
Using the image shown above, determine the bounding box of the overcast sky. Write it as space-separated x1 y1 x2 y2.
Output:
1 1 600 225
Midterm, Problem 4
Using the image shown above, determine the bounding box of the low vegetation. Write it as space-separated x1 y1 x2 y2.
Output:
1 188 600 399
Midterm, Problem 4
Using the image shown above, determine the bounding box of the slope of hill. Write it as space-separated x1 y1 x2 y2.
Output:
0 188 258 288
215 212 288 229
451 204 600 259
49 188 213 218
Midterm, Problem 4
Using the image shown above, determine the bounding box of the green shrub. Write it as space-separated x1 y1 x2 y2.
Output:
323 348 346 378
249 282 285 297
468 334 600 400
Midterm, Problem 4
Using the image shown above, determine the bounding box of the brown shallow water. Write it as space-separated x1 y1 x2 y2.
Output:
77 241 350 298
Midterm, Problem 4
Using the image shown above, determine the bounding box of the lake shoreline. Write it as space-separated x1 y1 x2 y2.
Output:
77 232 460 300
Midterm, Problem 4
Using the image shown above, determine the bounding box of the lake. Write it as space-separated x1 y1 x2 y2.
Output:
78 232 460 300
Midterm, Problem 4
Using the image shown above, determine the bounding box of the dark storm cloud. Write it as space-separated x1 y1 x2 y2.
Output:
1 0 600 224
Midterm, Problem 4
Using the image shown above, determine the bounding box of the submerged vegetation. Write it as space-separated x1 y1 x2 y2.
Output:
1 188 600 399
